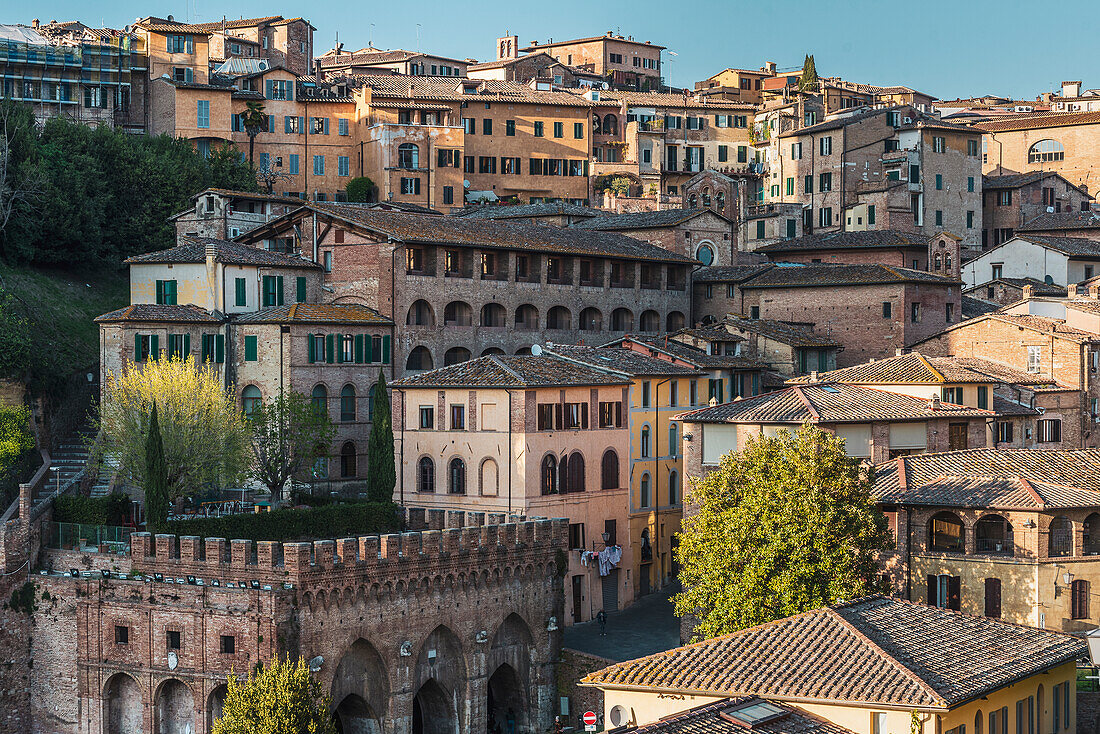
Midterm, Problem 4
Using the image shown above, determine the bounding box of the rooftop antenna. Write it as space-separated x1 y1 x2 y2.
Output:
416 23 421 53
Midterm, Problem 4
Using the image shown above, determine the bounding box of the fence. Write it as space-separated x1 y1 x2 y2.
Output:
46 522 131 555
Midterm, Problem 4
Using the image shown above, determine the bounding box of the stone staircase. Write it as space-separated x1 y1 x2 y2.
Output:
36 428 112 506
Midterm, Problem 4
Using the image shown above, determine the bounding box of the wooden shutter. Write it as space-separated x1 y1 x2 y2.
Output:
366 336 376 364
215 334 224 363
616 401 623 428
382 335 391 363
235 278 246 307
326 334 335 364
354 335 364 364
168 280 177 304
927 574 936 606
323 118 330 134
276 276 285 306
134 333 143 362
150 335 159 361
298 116 304 134
296 276 306 303
307 333 315 363
948 576 961 611
201 334 211 363
581 402 589 429
265 79 273 99
155 280 164 304
183 333 190 357
335 335 344 363
985 577 1001 618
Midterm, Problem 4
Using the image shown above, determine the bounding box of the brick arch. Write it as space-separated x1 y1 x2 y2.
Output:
153 678 195 734
103 672 143 734
331 637 390 734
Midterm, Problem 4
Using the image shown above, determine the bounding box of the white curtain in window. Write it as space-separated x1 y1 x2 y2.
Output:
702 424 738 465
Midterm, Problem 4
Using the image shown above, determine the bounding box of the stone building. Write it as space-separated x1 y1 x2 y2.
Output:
982 172 1093 249
18 510 564 734
316 46 468 78
962 277 1066 307
466 50 604 88
572 209 736 266
237 202 695 375
390 355 633 623
979 110 1100 198
693 64 778 105
517 33 665 91
961 234 1100 288
875 448 1100 632
171 188 307 241
756 230 960 277
1018 210 1100 240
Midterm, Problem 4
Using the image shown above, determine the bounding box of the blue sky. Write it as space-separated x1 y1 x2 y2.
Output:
35 0 1097 100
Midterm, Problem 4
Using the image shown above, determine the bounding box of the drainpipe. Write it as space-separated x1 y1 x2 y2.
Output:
505 389 515 516
905 506 913 601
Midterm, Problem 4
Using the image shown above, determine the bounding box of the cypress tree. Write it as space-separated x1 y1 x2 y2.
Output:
144 401 170 530
366 371 395 503
799 54 819 91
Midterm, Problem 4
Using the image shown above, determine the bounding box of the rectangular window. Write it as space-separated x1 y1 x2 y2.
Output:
737 146 747 163
537 404 558 431
966 210 974 229
756 220 766 239
568 523 585 550
785 177 794 196
641 381 652 408
791 142 802 160
419 406 434 429
1027 346 1041 373
244 335 258 362
220 635 236 654
196 100 210 129
933 136 946 153
819 172 832 192
482 118 492 135
563 402 587 429
996 421 1013 444
261 275 284 307
977 385 988 409
553 122 563 138
868 205 876 225
401 178 421 195
313 155 324 175
443 187 454 205
574 122 584 139
534 121 544 137
450 405 465 430
819 207 832 227
288 154 299 175
910 302 922 323
598 402 623 428
1038 418 1062 443
882 302 892 318
998 190 1012 206
804 175 813 194
339 118 349 136
462 118 475 134
155 279 177 305
820 136 832 155
295 277 306 303
506 119 515 136
872 713 887 734
967 139 979 156
167 630 181 650
935 210 943 226
935 174 943 190
115 625 129 644
967 176 975 192
338 156 350 177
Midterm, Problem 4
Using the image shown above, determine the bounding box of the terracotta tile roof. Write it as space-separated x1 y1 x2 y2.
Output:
874 448 1100 507
1019 211 1100 232
671 325 745 343
722 316 840 348
304 203 695 263
976 313 1100 341
391 355 630 389
742 264 958 289
318 49 468 67
572 208 730 230
125 239 322 269
757 230 930 254
232 303 392 326
1011 234 1100 258
582 595 1084 709
606 335 767 371
454 202 602 220
963 277 1067 296
787 352 1049 387
961 295 999 319
350 75 617 107
977 110 1100 133
612 698 857 734
195 188 308 206
595 90 754 111
693 265 775 283
1064 299 1100 315
136 16 283 33
983 172 1071 189
94 304 222 324
544 344 704 377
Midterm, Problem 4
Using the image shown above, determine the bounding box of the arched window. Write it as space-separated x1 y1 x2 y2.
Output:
640 473 651 508
242 385 261 417
398 143 419 169
668 470 679 505
480 303 506 327
566 452 585 493
601 449 619 489
406 346 433 371
481 347 505 357
702 191 711 208
1049 515 1073 557
592 114 603 135
928 511 964 552
479 458 498 496
311 384 328 416
611 308 634 331
716 191 726 211
603 114 618 135
340 441 357 478
515 304 539 330
444 347 471 366
579 307 603 331
934 253 943 271
406 299 435 326
669 422 679 457
944 253 952 270
514 346 532 356
688 194 697 208
443 301 472 326
666 311 686 331
696 244 715 266
639 310 660 333
1085 513 1100 555
367 382 377 422
1028 139 1065 163
547 306 572 330
975 515 1013 556
541 454 558 495
641 425 651 458
340 384 356 422
448 458 466 495
418 457 435 493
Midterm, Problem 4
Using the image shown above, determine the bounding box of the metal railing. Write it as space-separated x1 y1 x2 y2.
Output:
47 522 131 555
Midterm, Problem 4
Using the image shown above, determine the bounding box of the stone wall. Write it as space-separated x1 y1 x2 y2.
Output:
557 649 614 730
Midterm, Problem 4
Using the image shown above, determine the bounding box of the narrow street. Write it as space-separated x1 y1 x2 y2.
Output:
564 584 681 662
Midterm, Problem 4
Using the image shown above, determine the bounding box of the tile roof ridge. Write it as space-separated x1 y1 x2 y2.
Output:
823 604 947 708
489 355 525 383
1017 476 1047 510
914 353 945 383
791 384 821 421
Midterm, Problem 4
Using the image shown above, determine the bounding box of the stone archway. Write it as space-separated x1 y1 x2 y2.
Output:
412 678 454 734
486 614 536 734
154 678 194 734
331 638 389 734
104 673 143 734
207 684 228 731
412 625 466 734
487 664 528 734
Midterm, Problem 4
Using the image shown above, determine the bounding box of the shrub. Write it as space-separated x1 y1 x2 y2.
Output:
345 177 375 203
53 492 131 526
166 501 400 542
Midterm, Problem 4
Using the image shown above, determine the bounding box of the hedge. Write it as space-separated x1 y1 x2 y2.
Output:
53 493 131 526
165 501 401 542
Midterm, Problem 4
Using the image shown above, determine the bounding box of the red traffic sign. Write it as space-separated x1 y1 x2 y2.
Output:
583 712 598 726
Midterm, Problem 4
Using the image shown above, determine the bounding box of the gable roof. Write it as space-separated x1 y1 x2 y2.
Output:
124 239 322 269
676 382 996 425
350 74 617 107
962 277 1067 296
739 264 958 289
977 110 1100 133
582 595 1083 710
572 208 730 230
756 230 930 254
786 352 1049 387
612 698 857 734
1007 234 1100 258
135 15 283 34
913 312 1100 346
391 355 630 389
982 171 1086 191
453 202 602 220
693 265 775 283
961 295 1000 319
95 304 222 324
604 335 767 371
1019 211 1100 233
232 303 392 326
874 448 1100 507
721 316 840 348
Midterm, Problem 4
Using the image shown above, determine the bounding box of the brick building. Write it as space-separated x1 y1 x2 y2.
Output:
467 49 604 88
454 202 602 227
693 64 778 105
982 172 1093 249
391 355 632 624
238 202 694 375
572 208 735 266
316 45 468 78
518 33 664 91
979 111 1100 198
1018 210 1100 240
756 230 960 277
171 188 306 241
963 277 1067 306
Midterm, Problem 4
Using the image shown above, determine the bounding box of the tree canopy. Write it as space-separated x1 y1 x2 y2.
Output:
0 99 256 265
346 176 375 203
366 371 395 503
94 356 251 503
673 424 887 639
799 54 819 91
212 655 336 734
247 390 335 500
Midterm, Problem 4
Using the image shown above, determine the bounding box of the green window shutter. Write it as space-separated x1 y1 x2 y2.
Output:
215 334 225 363
367 336 378 364
245 335 258 362
135 333 144 362
307 333 315 363
818 350 827 371
381 335 391 363
354 334 364 363
150 335 159 360
183 333 190 357
335 335 344 363
201 334 212 362
717 380 724 403
296 276 306 303
168 280 177 305
235 278 246 307
326 334 335 364
276 276 285 306
261 276 271 306
155 280 164 304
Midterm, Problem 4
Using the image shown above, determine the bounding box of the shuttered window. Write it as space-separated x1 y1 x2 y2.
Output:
261 275 284 307
1073 579 1090 619
201 334 224 363
244 335 258 362
984 577 1001 618
155 280 177 305
295 276 306 303
234 278 246 307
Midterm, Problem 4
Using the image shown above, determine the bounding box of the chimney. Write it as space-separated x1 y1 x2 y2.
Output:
32 18 39 29
205 240 218 266
895 347 906 356
928 395 941 411
1022 285 1035 300
763 61 777 74
808 371 819 383
1062 80 1082 99
708 396 718 407
1091 284 1100 299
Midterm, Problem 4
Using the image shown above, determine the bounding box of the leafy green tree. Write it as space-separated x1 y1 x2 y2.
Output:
674 424 886 639
0 404 33 472
239 101 268 166
144 401 169 529
0 293 31 381
247 390 336 501
366 371 395 503
799 54 819 91
212 655 336 734
345 176 375 203
93 356 251 503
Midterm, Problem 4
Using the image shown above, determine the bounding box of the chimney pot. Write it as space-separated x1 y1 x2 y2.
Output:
929 395 941 410
1022 285 1035 299
809 371 819 382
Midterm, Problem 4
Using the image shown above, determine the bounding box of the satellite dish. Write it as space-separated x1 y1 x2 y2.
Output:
463 180 471 188
258 61 268 70
530 344 543 356
308 655 324 672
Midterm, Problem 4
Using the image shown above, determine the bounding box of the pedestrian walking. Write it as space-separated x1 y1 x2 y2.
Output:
596 609 607 636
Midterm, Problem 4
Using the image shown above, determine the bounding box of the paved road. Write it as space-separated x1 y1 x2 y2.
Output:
563 584 681 662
